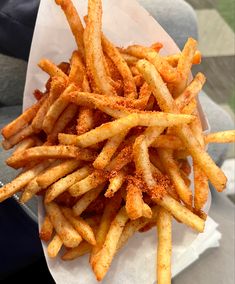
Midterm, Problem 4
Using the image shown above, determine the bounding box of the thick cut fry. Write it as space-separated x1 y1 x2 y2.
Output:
45 165 92 203
157 208 172 284
58 112 194 148
117 206 159 251
102 35 137 98
93 207 129 281
42 84 77 134
137 59 227 192
47 234 63 258
158 149 192 207
105 170 126 198
2 125 34 150
93 130 128 170
55 0 84 56
205 130 235 144
86 0 115 96
72 184 105 216
36 159 82 189
90 192 122 267
6 145 89 169
38 59 68 80
126 178 144 220
1 97 45 139
69 170 107 197
61 207 96 245
39 215 54 242
0 160 51 202
62 241 91 260
125 45 178 83
45 202 82 248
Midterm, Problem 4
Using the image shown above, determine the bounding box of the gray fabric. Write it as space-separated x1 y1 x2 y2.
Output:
138 0 198 49
0 53 27 106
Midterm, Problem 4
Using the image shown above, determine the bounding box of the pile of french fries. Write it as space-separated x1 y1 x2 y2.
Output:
1 0 235 283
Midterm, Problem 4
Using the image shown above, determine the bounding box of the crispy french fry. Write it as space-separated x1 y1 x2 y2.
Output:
47 234 63 258
6 145 90 169
13 136 39 154
69 170 107 197
137 59 227 192
45 165 92 203
55 0 84 56
165 50 201 67
90 192 122 267
205 130 235 144
0 160 51 202
39 215 54 242
62 241 91 260
105 170 126 198
93 207 129 281
151 135 184 150
45 202 82 248
62 207 96 245
158 149 192 207
72 184 105 216
38 59 68 80
157 208 172 284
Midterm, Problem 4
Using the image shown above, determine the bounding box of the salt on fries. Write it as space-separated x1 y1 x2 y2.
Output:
0 0 234 283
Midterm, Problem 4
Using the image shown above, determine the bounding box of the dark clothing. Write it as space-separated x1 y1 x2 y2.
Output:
0 0 39 61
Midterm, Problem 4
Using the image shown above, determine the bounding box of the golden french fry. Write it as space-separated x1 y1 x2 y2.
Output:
93 207 129 281
69 170 107 197
47 234 63 258
45 165 92 203
158 149 192 207
157 208 172 284
38 58 68 80
62 241 91 261
39 215 54 242
205 130 235 144
13 136 39 154
137 59 227 192
6 145 89 169
165 50 201 67
45 202 82 248
90 192 122 267
0 160 51 202
62 207 96 245
105 170 126 198
72 184 105 216
151 135 184 150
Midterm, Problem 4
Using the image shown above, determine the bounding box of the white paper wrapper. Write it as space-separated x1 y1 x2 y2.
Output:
23 0 216 283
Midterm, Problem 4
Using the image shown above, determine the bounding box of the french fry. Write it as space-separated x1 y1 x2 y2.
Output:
39 215 54 242
0 160 51 202
2 125 35 150
93 207 129 281
85 0 116 96
47 234 63 258
45 202 82 248
45 165 92 203
93 130 128 170
105 170 126 198
62 241 92 260
90 192 122 267
165 50 201 67
157 208 172 284
137 59 227 192
158 149 192 207
6 145 89 169
55 0 84 56
13 136 39 154
61 207 96 245
69 170 107 197
102 35 137 98
72 184 105 216
58 112 194 147
126 177 144 220
205 130 235 144
38 59 68 80
151 135 184 150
